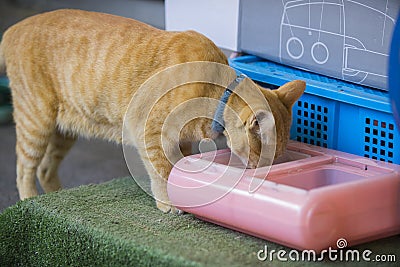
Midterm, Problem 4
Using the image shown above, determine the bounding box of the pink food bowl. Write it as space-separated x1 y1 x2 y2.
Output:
167 141 400 252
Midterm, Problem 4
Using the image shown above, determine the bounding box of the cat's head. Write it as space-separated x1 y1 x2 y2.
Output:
223 80 306 168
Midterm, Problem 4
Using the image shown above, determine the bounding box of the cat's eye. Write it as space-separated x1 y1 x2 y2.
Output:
250 120 259 130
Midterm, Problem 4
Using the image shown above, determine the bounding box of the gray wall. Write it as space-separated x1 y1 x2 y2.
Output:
0 0 165 33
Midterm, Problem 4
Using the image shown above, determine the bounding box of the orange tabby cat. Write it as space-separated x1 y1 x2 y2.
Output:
0 9 305 213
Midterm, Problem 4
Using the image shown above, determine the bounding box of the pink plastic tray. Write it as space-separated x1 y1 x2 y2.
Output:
167 141 400 252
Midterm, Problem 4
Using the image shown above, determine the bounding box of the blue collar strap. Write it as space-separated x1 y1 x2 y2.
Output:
211 73 246 133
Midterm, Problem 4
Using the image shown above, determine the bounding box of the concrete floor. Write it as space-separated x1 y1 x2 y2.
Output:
0 123 133 211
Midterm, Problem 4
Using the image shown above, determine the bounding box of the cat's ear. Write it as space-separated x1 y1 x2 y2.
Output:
276 80 306 109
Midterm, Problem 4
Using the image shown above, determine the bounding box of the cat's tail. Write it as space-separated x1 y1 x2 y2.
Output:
0 41 5 74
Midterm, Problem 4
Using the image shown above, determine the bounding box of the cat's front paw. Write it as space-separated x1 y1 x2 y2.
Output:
156 200 184 215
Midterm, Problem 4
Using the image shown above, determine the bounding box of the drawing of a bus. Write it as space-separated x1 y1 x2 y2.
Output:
280 0 396 88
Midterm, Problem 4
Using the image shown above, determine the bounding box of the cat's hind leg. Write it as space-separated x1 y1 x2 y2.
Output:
37 130 76 193
13 97 57 200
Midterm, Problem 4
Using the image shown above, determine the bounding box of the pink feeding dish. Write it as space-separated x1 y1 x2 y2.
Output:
167 141 400 252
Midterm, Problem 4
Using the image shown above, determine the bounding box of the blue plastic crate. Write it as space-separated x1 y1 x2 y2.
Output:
229 55 400 164
293 94 337 149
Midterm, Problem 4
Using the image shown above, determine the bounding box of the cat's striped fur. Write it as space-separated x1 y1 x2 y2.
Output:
0 9 305 213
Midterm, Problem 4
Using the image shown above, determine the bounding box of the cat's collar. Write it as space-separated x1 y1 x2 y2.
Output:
211 73 247 133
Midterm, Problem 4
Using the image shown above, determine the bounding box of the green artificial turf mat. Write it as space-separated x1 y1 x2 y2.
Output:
0 177 399 266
